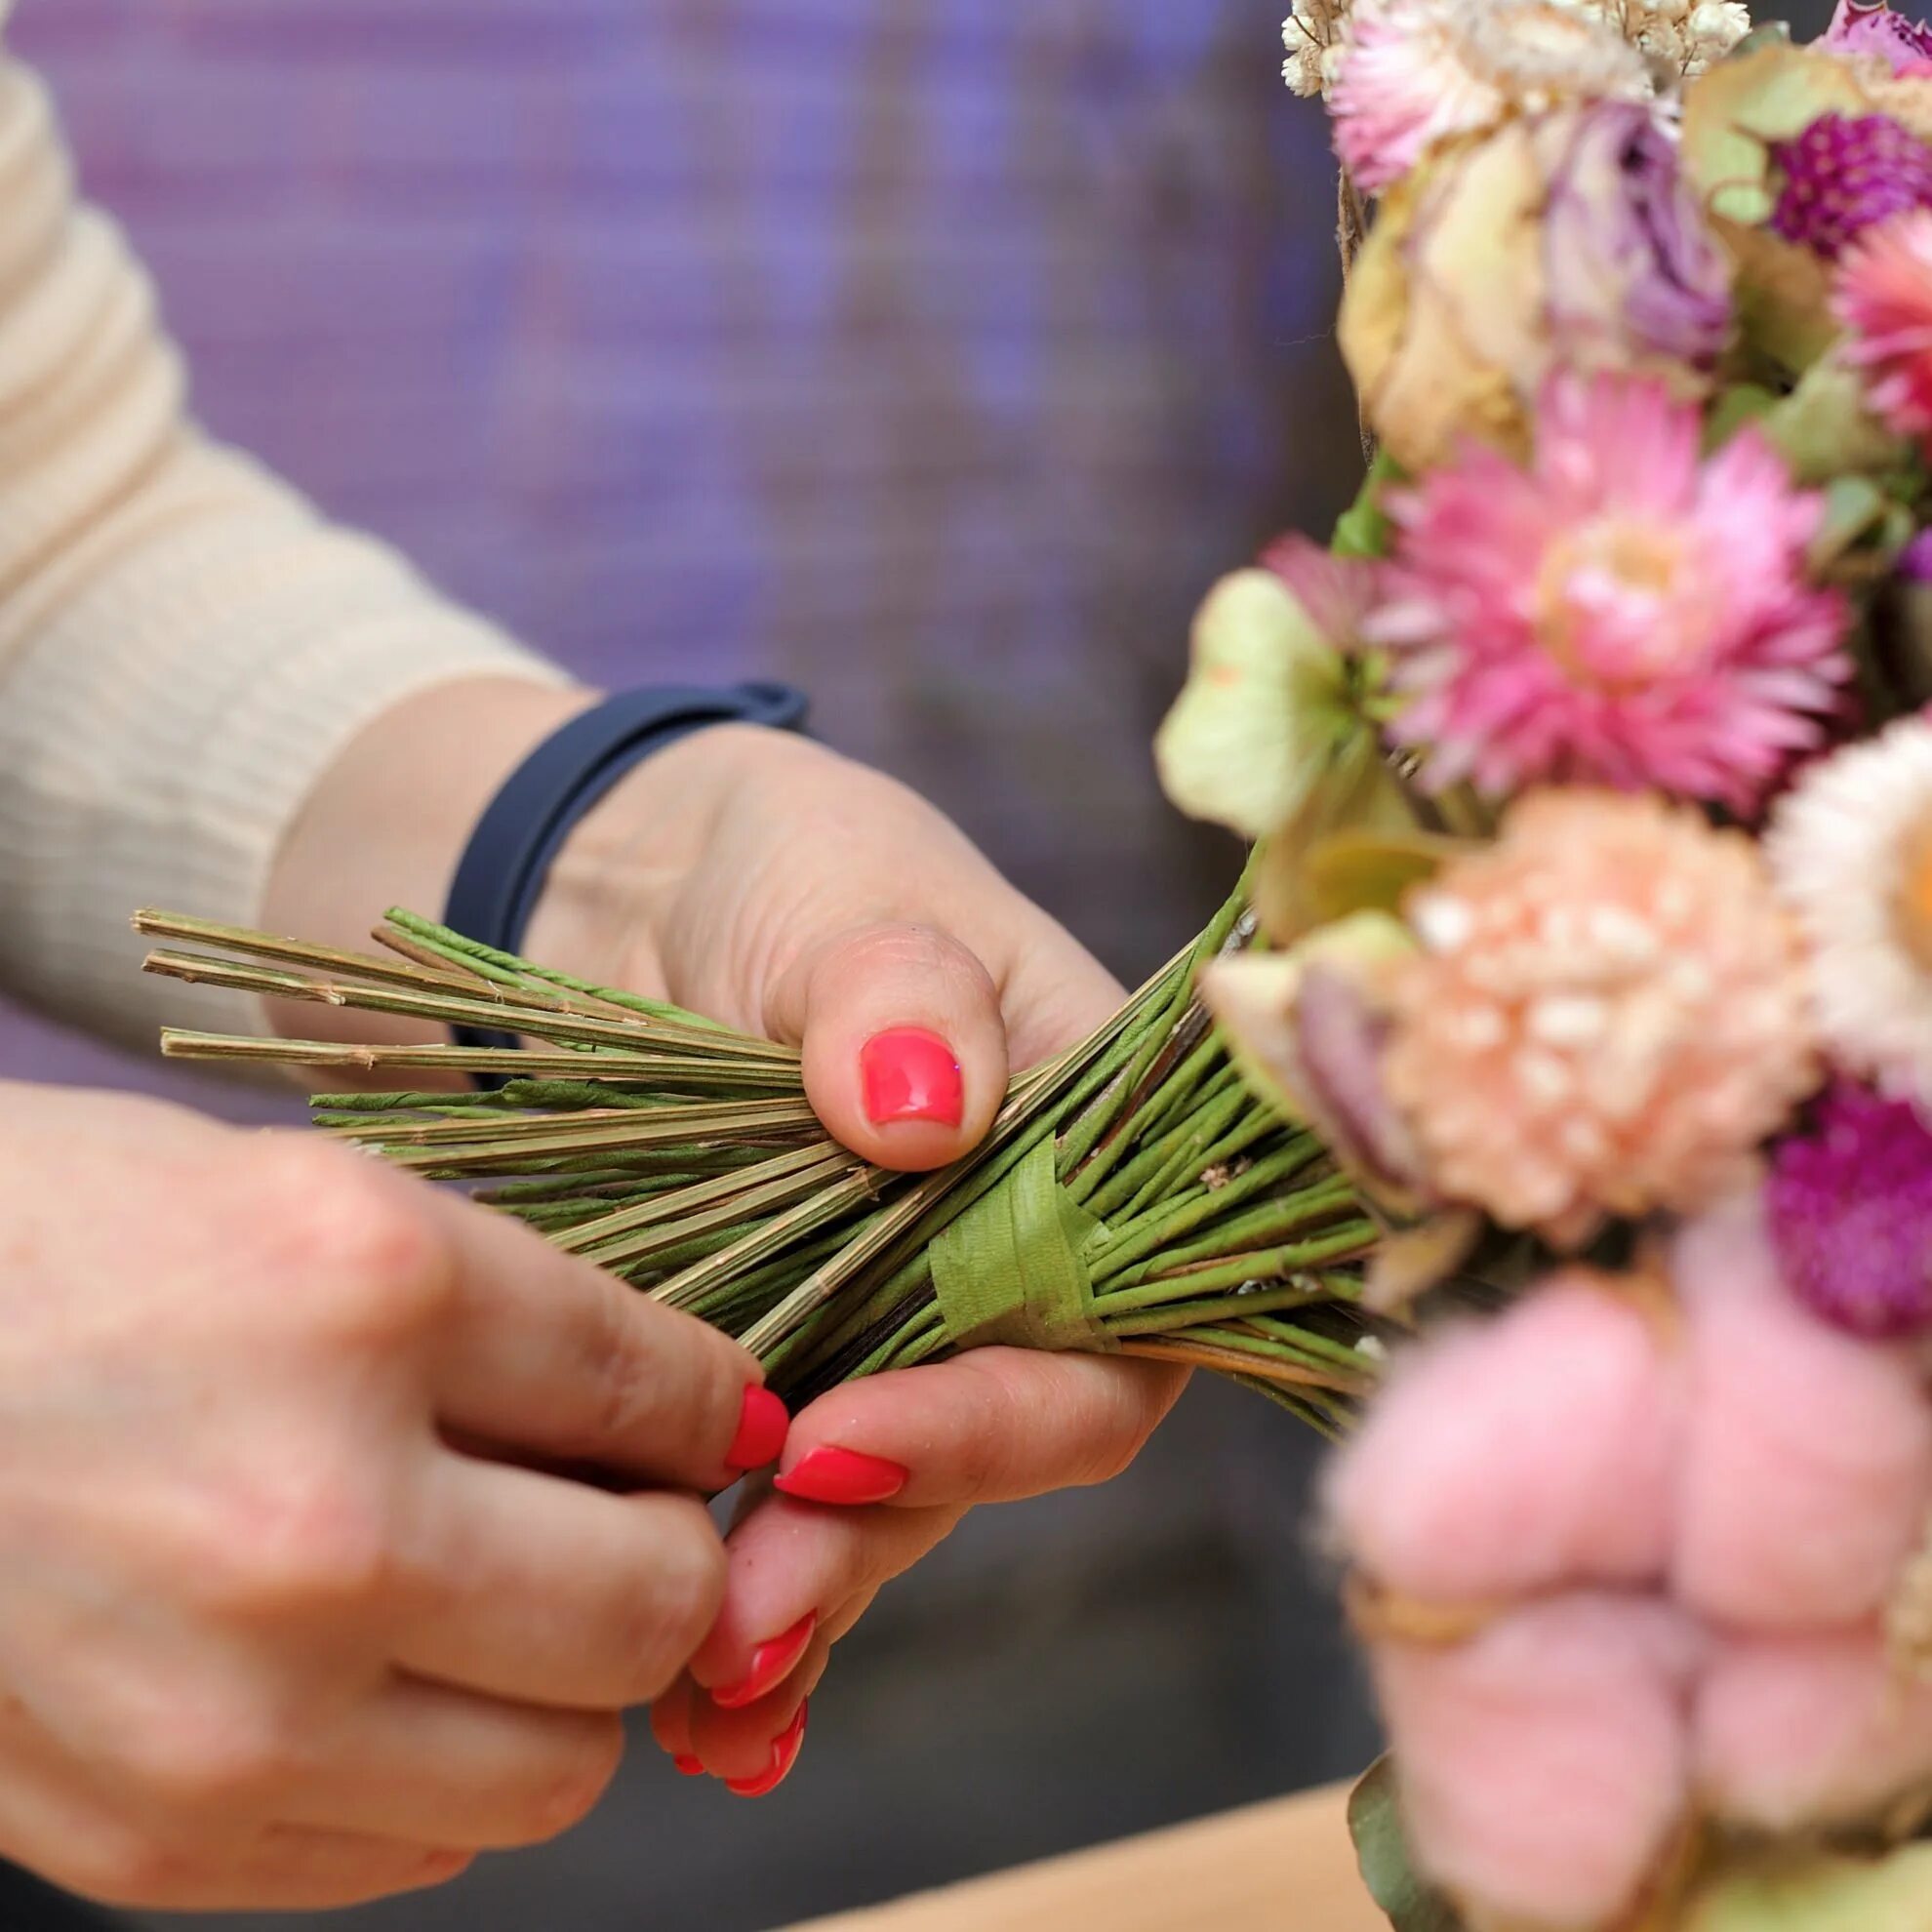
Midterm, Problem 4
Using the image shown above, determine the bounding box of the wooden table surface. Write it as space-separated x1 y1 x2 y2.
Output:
788 1784 1385 1932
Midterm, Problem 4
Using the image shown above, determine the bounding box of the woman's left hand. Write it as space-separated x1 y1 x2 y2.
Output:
519 717 1190 1795
269 687 1191 1797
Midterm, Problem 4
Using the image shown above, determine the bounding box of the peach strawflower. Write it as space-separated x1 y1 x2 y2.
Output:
1837 207 1932 448
1384 790 1818 1246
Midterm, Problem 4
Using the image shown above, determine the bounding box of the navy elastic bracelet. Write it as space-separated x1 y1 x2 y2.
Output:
445 681 809 1054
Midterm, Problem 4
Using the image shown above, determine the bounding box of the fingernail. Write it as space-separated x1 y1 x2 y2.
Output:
861 1027 963 1128
774 1445 908 1507
673 1755 705 1778
727 1700 809 1799
711 1611 818 1711
724 1385 789 1473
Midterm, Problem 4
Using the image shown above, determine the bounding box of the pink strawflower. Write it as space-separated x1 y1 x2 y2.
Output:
1384 790 1819 1247
1767 1084 1932 1340
1258 530 1380 646
1771 113 1932 259
1836 208 1932 446
1368 374 1851 812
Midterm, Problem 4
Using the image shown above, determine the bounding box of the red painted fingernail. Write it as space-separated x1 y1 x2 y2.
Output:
774 1445 908 1507
861 1027 963 1128
711 1611 818 1711
727 1700 809 1799
724 1385 789 1473
673 1754 705 1778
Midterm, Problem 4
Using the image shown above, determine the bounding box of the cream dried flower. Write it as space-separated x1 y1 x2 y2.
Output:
1283 1 1352 97
1574 1 1752 76
1384 789 1816 1246
1766 711 1932 1108
1289 0 1750 109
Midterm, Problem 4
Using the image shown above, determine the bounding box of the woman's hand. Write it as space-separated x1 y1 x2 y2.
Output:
267 688 1191 1797
525 720 1191 1793
0 1083 780 1908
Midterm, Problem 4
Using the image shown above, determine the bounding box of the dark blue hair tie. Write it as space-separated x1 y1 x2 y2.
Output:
445 681 808 1054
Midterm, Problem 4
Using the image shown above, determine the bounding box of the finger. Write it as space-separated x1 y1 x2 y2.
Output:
686 1493 964 1701
993 918 1127 1068
650 1675 702 1773
686 1636 830 1786
139 1829 471 1912
771 1349 1187 1511
279 1679 625 1850
765 921 1006 1171
424 1188 784 1489
392 1455 724 1711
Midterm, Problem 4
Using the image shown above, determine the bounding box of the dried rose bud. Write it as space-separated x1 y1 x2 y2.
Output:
1343 101 1731 469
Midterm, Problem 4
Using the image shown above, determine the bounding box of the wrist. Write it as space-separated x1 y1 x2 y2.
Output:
262 677 595 1039
524 722 818 994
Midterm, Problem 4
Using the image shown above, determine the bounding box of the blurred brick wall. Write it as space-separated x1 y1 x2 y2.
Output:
2 0 1358 1099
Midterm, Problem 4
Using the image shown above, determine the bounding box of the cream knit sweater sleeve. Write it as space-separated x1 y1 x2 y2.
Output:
0 48 572 1049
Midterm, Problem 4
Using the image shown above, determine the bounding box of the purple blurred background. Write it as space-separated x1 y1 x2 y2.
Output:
0 3 1408 1927
5 0 1359 1107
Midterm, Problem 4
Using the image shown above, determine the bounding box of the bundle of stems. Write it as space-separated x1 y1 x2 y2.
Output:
136 885 1383 1431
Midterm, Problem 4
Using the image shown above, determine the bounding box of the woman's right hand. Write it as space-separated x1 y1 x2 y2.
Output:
0 1081 779 1911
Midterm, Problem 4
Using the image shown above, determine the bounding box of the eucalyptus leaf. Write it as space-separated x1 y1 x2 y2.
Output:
1759 360 1907 485
1301 829 1471 929
1809 474 1896 574
1348 1758 1468 1932
1155 570 1366 841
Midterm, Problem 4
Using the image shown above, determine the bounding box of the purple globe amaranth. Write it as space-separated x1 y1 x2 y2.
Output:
1766 1082 1932 1340
1541 101 1733 374
1902 527 1932 582
1771 113 1932 259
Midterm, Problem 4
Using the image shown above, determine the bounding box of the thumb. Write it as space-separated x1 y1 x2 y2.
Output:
766 922 1007 1172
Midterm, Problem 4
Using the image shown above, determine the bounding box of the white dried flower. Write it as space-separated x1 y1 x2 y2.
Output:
1766 711 1932 1109
1571 0 1752 76
1288 0 1751 106
1283 1 1353 97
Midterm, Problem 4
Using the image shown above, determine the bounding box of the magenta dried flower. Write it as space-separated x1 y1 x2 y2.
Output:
1771 114 1932 259
1902 528 1932 582
1767 1083 1932 1339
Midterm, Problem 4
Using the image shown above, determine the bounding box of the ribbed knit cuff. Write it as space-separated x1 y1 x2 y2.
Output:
0 473 573 1047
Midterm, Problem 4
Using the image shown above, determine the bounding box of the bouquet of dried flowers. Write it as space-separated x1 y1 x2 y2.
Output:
1166 1 1932 1926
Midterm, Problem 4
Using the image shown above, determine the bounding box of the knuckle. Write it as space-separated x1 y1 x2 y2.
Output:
617 1505 726 1698
61 1828 201 1909
116 1698 295 1816
249 1143 451 1340
582 1294 739 1467
198 1463 394 1621
835 921 996 1004
943 1354 1031 1504
523 1718 625 1842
